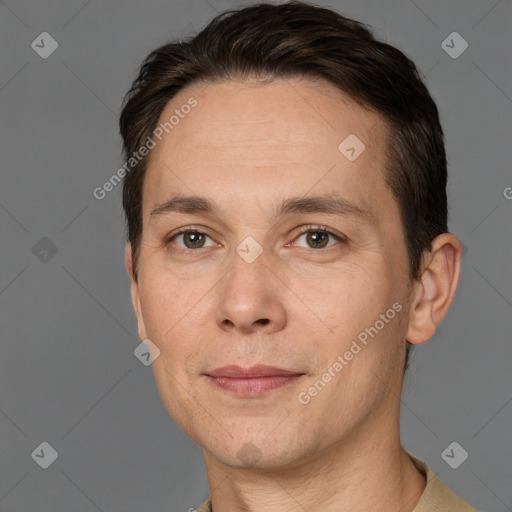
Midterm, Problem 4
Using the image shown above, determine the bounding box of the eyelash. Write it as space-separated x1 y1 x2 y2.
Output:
290 225 347 248
164 225 346 252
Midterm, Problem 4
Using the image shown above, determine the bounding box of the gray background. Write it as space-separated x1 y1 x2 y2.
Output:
0 0 511 510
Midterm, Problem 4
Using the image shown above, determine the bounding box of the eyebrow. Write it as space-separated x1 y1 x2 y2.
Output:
150 193 375 224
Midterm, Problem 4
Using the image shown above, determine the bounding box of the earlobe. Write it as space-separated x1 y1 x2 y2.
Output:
124 243 147 340
405 233 462 346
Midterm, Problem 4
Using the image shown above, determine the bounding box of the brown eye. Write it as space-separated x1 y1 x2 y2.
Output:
169 230 216 250
305 231 330 248
182 232 206 248
294 228 342 249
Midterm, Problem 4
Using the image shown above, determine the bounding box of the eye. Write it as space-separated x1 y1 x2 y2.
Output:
166 229 217 250
291 226 345 249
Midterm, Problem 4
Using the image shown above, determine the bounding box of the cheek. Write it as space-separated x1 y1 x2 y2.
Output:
290 265 406 383
139 279 172 334
138 268 217 372
138 270 192 348
291 264 385 338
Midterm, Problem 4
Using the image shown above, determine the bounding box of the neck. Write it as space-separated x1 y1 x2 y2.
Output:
202 408 426 512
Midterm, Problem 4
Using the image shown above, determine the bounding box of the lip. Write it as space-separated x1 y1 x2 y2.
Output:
207 365 302 378
205 365 305 397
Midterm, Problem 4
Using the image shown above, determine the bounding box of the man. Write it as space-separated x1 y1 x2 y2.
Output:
120 1 476 510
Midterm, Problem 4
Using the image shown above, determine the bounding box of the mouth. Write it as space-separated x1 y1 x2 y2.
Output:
204 365 306 397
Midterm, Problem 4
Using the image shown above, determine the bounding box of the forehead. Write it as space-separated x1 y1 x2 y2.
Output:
142 77 393 222
158 77 386 151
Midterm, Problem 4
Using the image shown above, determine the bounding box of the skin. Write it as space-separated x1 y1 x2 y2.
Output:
125 77 462 511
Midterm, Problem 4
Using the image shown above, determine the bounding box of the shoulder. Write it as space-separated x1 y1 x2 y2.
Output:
196 497 212 512
410 454 477 511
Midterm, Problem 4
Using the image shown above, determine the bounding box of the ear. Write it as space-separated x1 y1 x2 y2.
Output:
406 233 462 345
125 243 147 341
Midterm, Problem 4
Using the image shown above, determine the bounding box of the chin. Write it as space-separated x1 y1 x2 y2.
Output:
202 432 310 471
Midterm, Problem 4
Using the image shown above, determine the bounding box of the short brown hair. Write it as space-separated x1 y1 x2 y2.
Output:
120 0 449 371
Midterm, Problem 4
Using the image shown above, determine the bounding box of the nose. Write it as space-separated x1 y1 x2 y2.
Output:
215 250 287 335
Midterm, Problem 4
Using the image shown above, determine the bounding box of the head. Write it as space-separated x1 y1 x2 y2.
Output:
120 1 461 469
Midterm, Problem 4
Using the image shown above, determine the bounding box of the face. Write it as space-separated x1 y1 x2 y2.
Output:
127 77 415 469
